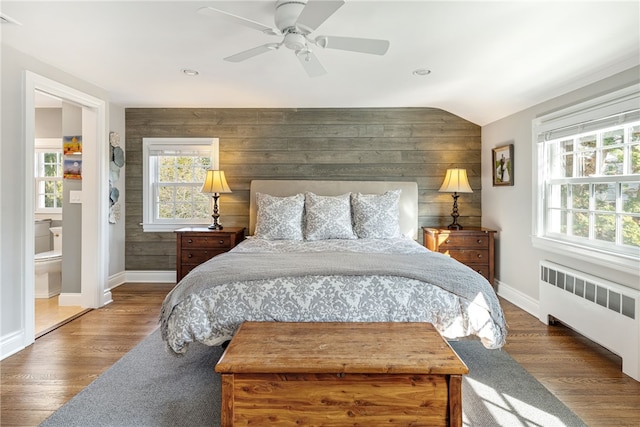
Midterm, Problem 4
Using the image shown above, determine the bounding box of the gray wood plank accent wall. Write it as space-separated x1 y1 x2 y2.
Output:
125 108 481 272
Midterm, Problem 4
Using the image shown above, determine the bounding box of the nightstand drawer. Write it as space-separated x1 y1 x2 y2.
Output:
181 249 226 264
182 235 232 249
422 227 496 286
447 249 489 263
438 235 490 249
175 227 245 283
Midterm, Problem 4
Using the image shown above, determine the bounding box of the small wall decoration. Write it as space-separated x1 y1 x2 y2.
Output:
63 135 82 155
63 158 82 180
63 135 83 180
109 131 124 224
492 143 514 186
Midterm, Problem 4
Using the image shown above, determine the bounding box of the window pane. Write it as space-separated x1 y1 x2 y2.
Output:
174 203 193 219
577 134 596 177
631 143 640 175
622 215 640 247
594 183 616 211
158 202 174 219
571 184 589 209
158 186 173 203
571 212 589 237
594 213 616 243
175 186 191 202
603 128 624 146
601 146 624 175
622 182 640 213
159 161 176 182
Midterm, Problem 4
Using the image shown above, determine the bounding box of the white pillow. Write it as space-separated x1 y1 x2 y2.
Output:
304 192 356 241
254 192 304 240
351 189 402 238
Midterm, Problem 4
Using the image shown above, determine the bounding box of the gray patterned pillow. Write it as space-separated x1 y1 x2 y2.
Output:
304 192 356 241
351 189 402 238
254 193 304 240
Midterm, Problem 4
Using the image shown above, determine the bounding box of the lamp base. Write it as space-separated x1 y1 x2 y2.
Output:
447 192 463 230
208 193 224 230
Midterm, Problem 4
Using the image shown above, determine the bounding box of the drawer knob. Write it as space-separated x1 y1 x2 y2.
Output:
445 239 451 244
477 239 483 244
477 254 483 258
219 240 224 244
188 239 193 243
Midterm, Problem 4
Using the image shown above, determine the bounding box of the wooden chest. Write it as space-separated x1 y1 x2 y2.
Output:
215 322 468 426
175 227 245 282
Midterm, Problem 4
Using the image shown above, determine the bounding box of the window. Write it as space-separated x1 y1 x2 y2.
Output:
34 138 63 214
532 85 640 273
142 138 219 232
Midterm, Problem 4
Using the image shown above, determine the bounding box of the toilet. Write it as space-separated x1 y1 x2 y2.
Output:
34 220 62 298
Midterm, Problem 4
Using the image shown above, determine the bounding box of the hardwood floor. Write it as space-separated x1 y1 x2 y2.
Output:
1 283 639 426
34 295 89 338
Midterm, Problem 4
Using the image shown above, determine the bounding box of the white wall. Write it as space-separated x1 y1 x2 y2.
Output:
482 66 640 315
0 45 125 358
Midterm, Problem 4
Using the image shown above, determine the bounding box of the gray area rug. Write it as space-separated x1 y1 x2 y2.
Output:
40 329 586 427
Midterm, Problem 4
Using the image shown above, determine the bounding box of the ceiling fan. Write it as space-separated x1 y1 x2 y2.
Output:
197 0 390 77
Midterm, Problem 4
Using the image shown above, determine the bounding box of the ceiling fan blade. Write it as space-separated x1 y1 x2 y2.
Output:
315 35 390 55
296 50 327 77
224 43 280 62
197 6 279 36
295 0 345 33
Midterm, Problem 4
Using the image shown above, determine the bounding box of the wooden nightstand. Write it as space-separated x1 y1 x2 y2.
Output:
423 227 496 285
175 227 245 282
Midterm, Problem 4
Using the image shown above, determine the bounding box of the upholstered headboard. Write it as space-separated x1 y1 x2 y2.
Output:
249 180 419 239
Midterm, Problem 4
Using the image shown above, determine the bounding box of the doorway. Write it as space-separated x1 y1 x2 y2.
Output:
23 72 109 344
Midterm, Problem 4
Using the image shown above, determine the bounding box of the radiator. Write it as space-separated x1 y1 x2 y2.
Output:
539 260 640 381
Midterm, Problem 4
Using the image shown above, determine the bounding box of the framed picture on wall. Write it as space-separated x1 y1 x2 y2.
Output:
492 144 514 186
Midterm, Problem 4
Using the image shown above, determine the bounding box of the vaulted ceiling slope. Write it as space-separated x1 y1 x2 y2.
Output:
2 1 638 125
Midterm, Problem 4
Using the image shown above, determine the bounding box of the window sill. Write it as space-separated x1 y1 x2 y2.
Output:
531 236 639 276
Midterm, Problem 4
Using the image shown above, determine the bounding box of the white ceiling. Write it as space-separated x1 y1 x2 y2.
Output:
2 1 638 125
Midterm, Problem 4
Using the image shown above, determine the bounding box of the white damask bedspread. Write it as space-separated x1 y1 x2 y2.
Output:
161 237 507 355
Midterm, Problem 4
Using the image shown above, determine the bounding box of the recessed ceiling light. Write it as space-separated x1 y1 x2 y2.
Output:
412 68 431 76
181 69 199 77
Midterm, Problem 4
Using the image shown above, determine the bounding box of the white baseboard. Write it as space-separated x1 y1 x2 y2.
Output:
58 292 83 307
495 279 539 318
0 330 26 360
108 271 126 289
125 270 176 284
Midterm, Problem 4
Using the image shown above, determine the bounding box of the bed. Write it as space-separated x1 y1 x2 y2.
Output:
160 180 507 355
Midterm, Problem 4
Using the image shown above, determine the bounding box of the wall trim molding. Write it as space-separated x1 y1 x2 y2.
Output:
496 279 539 318
58 293 84 307
0 330 26 360
125 270 176 284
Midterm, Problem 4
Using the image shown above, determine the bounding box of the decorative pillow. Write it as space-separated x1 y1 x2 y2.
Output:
254 192 304 240
304 192 356 241
351 189 402 238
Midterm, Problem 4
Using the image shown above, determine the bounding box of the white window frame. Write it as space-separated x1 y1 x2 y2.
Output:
532 84 640 275
142 137 219 232
34 138 63 216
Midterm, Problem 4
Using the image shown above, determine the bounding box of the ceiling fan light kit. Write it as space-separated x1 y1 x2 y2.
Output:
197 0 390 77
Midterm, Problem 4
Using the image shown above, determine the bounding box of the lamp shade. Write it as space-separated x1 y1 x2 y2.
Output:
201 170 232 194
439 168 473 193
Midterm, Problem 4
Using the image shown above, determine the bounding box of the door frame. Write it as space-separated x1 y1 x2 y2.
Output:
23 71 109 342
